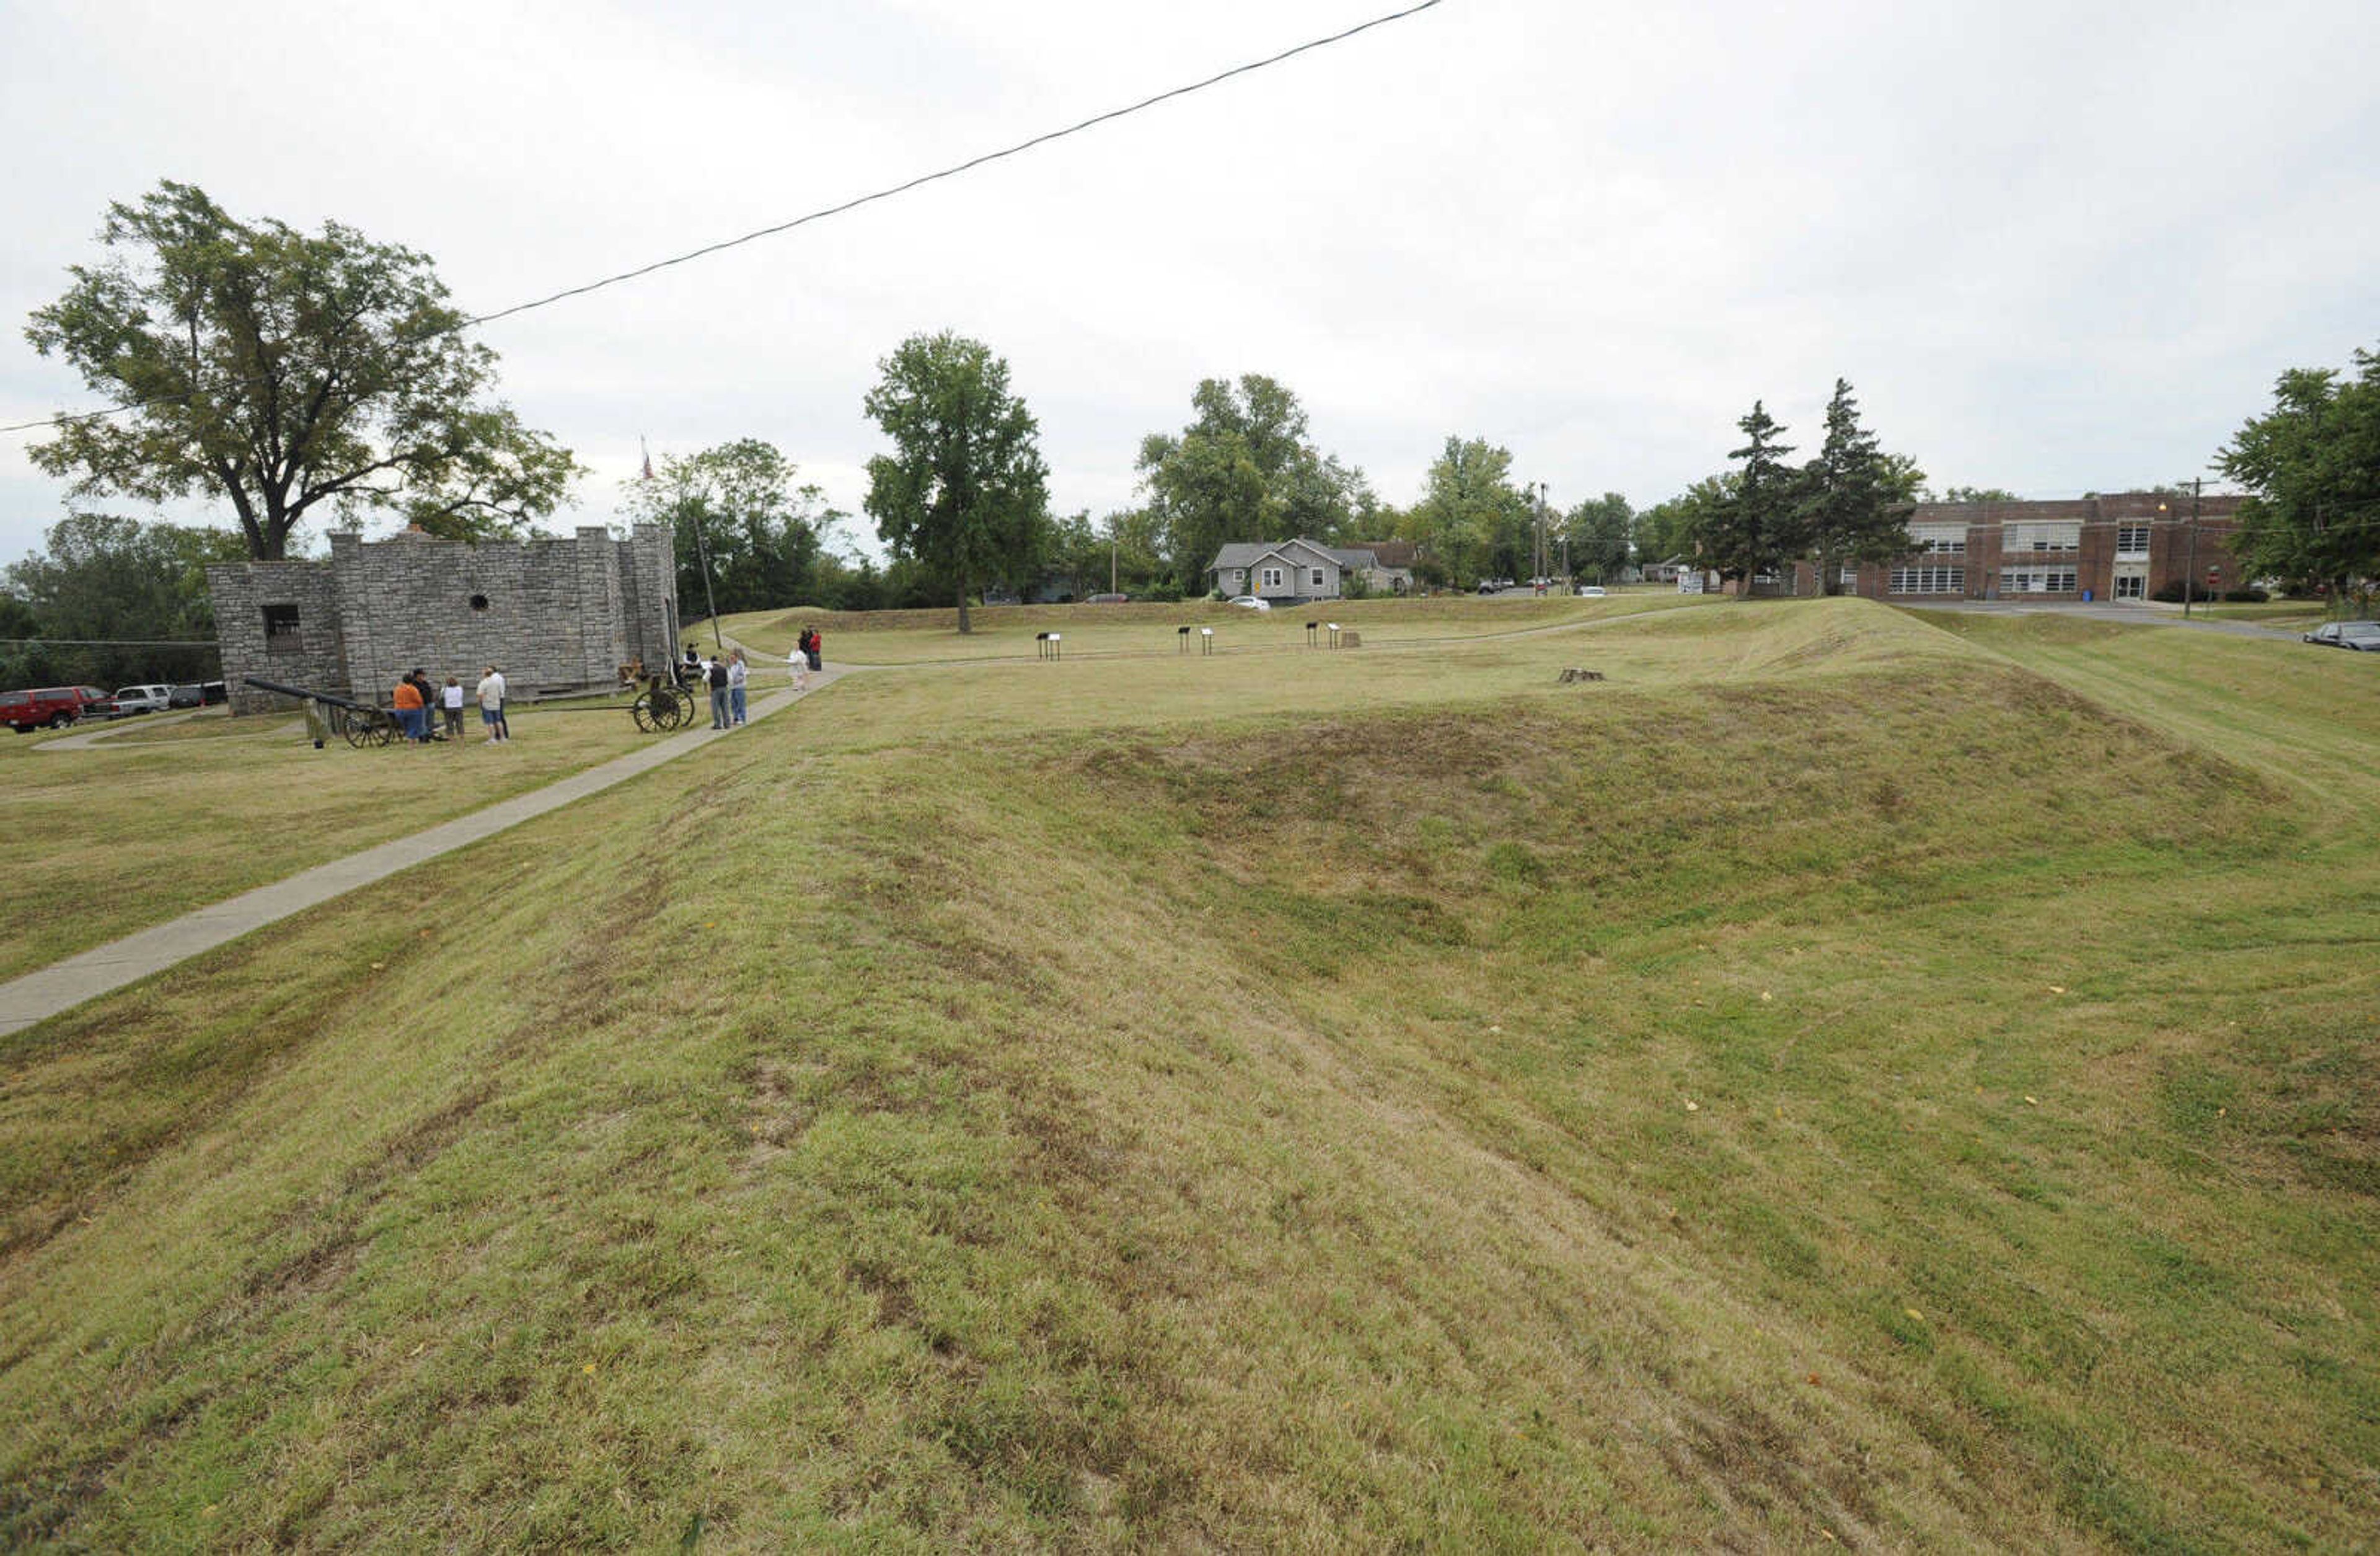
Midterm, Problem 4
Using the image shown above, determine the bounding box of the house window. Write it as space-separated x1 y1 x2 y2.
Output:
2115 525 2151 558
1311 568 1325 588
263 603 302 651
1231 568 1245 585
1840 566 1859 589
1889 566 1965 595
1999 568 2078 594
1909 524 1966 555
1261 567 1284 590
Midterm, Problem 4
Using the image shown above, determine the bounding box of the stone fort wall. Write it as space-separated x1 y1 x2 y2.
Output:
209 523 678 715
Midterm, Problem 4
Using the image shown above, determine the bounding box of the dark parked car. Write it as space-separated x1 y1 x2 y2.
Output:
169 684 206 708
2302 621 2380 652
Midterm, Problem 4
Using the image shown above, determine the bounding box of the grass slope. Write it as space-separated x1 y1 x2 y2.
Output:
716 590 1704 665
0 693 671 982
2 601 2373 1549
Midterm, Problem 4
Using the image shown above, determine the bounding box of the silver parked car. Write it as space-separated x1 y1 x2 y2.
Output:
2302 621 2380 652
110 683 175 716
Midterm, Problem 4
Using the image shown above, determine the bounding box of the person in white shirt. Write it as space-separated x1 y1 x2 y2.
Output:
441 676 466 743
475 666 509 743
728 649 749 725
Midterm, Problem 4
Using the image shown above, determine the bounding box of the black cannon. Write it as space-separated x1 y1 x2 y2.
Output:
242 675 404 748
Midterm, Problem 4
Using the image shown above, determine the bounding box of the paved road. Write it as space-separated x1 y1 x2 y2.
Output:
0 658 845 1037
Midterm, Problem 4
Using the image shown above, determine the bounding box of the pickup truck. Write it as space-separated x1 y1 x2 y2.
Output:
1 685 115 732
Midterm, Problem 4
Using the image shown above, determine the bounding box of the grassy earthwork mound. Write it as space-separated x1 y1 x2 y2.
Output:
2 597 2374 1548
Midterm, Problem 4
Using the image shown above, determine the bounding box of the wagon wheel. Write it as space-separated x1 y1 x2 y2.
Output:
337 707 374 749
631 692 666 733
351 709 397 747
666 687 700 730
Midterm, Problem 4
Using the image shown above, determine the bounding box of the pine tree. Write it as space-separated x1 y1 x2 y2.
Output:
1799 379 1897 595
1700 402 1796 590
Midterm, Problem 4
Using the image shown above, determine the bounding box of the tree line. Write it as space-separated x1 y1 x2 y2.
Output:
14 180 2378 660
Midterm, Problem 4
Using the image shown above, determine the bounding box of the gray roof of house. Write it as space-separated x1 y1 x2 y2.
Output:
1209 538 1388 572
1209 542 1285 571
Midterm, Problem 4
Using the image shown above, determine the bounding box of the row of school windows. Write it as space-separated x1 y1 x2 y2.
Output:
1909 524 2153 558
1884 567 2113 595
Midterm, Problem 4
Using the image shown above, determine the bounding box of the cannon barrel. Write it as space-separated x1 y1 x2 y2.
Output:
241 675 379 715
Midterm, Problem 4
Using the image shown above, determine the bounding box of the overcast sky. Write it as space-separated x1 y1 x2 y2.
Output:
4 0 2377 567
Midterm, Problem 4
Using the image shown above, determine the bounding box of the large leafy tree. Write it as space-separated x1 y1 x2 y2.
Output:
2217 344 2380 602
24 182 580 559
1636 474 1735 567
1792 379 1916 593
1397 436 1530 587
2 511 245 686
1564 491 1635 581
1135 374 1372 592
622 438 840 619
1699 402 1797 589
863 331 1050 634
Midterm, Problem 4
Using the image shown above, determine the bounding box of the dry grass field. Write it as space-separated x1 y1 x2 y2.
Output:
2 598 2374 1549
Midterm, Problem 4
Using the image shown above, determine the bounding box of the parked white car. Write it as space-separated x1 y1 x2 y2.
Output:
1576 586 1607 598
1226 595 1272 611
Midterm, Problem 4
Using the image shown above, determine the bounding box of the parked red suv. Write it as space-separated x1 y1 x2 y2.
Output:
1 686 115 732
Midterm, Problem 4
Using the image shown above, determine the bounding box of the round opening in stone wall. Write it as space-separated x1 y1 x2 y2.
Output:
469 594 490 611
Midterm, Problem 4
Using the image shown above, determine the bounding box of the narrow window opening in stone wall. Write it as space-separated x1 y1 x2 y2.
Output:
470 593 490 611
263 603 301 652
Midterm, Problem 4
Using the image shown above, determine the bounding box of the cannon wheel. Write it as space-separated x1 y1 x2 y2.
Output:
341 707 396 748
631 691 669 733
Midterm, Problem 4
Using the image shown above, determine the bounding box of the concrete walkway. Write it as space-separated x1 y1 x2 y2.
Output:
32 705 213 751
0 661 845 1038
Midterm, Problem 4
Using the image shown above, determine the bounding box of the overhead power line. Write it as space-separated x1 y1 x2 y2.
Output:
1 0 1447 440
1 637 220 647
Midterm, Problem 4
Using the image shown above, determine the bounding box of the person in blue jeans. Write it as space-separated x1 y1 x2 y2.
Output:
707 655 731 728
728 649 749 725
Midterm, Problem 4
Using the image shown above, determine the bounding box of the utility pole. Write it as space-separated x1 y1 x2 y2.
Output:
1533 481 1549 583
2184 476 2201 619
687 495 725 652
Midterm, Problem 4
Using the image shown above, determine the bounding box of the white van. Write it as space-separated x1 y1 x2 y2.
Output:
111 684 174 716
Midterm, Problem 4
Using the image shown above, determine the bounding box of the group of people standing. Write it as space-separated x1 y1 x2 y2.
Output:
390 666 509 745
679 628 822 727
693 647 749 730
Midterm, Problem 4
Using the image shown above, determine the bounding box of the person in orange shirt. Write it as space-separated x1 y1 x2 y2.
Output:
391 672 426 743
